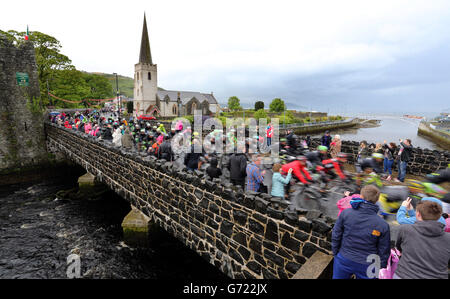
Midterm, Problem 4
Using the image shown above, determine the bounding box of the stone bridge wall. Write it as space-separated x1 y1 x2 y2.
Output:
45 123 334 279
310 138 450 176
0 35 48 171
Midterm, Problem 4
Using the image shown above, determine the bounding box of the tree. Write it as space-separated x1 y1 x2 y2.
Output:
127 101 134 114
50 69 90 108
255 101 264 111
84 73 114 100
1 30 74 103
254 109 267 121
269 98 286 112
227 96 241 111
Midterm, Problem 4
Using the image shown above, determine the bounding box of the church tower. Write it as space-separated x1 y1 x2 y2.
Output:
134 13 157 116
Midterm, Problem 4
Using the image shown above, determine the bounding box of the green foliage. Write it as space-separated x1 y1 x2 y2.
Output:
277 110 295 124
254 109 268 120
96 73 135 98
184 115 194 124
269 98 286 112
254 101 264 111
2 30 75 101
227 96 242 111
127 101 134 114
1 29 115 108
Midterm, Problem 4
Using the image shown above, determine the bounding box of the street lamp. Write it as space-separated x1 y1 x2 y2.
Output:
113 72 120 120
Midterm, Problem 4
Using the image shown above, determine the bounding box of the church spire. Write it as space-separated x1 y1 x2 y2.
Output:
139 13 153 64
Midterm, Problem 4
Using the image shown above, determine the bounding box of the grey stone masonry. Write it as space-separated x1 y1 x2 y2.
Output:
45 123 334 279
0 35 47 171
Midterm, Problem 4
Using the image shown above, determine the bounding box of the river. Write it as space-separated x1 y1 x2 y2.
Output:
313 115 445 151
0 173 227 279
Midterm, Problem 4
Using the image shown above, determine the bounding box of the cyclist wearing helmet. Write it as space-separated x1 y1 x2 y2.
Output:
425 165 450 205
378 185 410 216
281 156 313 184
426 165 450 185
322 153 347 180
306 145 328 168
360 153 384 174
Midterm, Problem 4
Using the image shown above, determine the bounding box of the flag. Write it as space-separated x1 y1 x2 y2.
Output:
24 25 29 41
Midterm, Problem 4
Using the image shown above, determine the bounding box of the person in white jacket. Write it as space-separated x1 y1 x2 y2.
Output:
112 126 122 147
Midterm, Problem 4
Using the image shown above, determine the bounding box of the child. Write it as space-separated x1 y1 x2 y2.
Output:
271 164 293 199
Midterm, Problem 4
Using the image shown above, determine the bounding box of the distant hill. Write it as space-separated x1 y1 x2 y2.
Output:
90 72 165 98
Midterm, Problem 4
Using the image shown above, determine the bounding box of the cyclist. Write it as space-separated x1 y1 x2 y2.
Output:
321 153 348 180
281 156 313 185
305 145 328 169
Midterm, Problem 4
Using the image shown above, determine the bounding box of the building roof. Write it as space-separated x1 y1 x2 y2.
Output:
139 13 153 65
157 90 218 105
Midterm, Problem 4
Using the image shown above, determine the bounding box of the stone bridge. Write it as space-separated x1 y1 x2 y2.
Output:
45 122 335 279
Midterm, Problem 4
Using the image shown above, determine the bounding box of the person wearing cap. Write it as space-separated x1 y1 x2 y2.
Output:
394 199 450 279
321 130 332 149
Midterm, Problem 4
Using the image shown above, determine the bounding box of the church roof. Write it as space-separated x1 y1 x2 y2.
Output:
157 90 218 105
139 13 153 64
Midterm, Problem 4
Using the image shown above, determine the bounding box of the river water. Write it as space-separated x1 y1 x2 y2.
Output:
313 115 445 151
0 173 227 279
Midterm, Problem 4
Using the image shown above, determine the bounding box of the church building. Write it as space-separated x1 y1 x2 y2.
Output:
133 14 219 117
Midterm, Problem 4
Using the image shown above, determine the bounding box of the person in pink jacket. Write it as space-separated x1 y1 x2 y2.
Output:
336 191 361 216
176 120 183 132
84 122 92 134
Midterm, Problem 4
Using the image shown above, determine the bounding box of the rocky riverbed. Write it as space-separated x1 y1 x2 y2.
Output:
0 176 227 279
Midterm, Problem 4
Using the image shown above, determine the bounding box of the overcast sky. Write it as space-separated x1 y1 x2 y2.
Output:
2 0 450 115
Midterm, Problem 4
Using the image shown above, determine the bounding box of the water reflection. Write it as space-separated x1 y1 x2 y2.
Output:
312 116 445 150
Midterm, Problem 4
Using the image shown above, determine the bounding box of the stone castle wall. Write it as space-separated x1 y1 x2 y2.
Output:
310 138 450 176
45 123 334 279
0 35 48 171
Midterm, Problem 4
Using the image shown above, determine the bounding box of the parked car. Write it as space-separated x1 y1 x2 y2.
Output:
137 114 156 120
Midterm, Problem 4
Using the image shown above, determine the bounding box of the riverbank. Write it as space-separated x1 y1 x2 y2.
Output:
418 122 450 150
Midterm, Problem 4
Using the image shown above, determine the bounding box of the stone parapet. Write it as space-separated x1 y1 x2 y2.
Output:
45 123 334 279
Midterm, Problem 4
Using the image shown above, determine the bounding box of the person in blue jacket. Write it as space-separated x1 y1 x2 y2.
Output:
271 163 293 199
331 185 391 279
396 197 447 225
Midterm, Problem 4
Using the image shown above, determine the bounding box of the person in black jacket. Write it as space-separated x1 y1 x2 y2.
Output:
206 158 222 179
396 139 413 182
184 140 203 171
321 130 332 149
158 136 173 161
227 149 248 189
382 141 396 181
100 125 113 141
